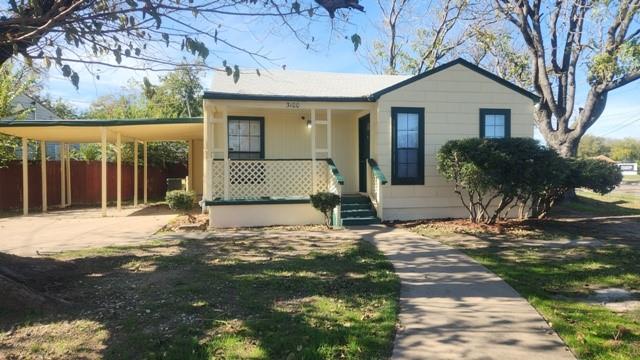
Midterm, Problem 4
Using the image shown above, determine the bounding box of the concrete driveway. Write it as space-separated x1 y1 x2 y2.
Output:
0 206 176 256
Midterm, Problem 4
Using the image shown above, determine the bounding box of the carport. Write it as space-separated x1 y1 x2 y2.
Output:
0 118 203 216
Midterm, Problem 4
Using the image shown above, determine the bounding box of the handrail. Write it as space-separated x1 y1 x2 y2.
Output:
325 159 345 185
367 158 388 185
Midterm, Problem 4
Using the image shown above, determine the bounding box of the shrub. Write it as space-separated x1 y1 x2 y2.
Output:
166 190 195 214
437 138 622 224
310 192 341 227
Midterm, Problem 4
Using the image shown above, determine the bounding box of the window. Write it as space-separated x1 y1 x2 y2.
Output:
392 107 424 185
228 116 264 159
480 109 511 139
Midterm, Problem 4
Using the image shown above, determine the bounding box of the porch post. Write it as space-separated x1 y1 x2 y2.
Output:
66 144 71 206
327 109 332 158
40 141 47 213
134 141 138 206
143 141 148 204
22 138 28 216
116 133 122 210
222 108 230 200
187 139 193 191
203 106 212 201
60 142 66 208
101 127 107 217
310 108 316 192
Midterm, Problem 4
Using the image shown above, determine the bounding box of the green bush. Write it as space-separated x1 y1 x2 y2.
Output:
437 138 622 223
310 192 341 227
166 190 195 213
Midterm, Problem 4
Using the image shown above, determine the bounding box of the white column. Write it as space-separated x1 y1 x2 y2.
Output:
101 127 107 217
66 144 71 206
187 139 194 191
143 141 148 204
60 142 66 208
203 104 215 202
134 141 138 207
327 109 332 158
22 138 29 216
116 133 122 210
40 141 47 212
311 109 317 193
222 109 230 200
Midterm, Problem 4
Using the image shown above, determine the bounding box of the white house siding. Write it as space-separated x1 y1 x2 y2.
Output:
375 63 535 220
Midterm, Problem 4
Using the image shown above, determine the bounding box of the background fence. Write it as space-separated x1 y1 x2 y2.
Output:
0 160 186 211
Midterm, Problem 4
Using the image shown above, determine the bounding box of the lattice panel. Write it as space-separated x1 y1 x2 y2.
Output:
210 160 224 199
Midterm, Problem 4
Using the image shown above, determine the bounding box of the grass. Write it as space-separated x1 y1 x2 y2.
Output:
556 189 640 217
0 231 399 360
623 174 640 183
408 192 640 360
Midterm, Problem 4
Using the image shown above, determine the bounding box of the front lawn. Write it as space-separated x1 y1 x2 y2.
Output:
555 190 640 217
406 194 640 360
0 230 399 359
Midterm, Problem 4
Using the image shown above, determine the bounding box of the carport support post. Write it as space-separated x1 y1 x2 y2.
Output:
116 133 122 210
143 141 148 204
60 142 66 208
101 127 107 217
22 138 29 215
66 144 71 206
40 141 47 212
187 139 193 191
134 141 138 207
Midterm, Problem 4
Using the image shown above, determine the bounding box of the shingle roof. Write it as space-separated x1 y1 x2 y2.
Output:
204 58 540 102
209 69 409 100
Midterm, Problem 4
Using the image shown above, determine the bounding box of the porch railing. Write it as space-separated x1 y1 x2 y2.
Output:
366 158 387 220
209 158 343 202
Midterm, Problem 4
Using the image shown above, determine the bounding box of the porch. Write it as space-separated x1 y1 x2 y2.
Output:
201 101 388 227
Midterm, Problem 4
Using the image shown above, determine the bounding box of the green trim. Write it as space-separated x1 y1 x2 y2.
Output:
367 159 388 185
326 159 345 185
203 92 373 102
205 197 311 206
479 109 511 139
391 107 425 185
0 117 203 127
371 58 540 102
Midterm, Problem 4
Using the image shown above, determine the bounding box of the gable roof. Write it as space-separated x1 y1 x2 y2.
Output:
204 58 540 103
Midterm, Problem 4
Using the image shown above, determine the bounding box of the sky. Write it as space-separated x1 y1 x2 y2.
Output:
41 2 640 140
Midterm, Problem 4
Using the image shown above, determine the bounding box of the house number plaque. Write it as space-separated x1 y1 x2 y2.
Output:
286 101 301 109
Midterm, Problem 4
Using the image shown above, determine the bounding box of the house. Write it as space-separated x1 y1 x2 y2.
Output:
7 94 66 160
202 58 538 227
0 58 538 226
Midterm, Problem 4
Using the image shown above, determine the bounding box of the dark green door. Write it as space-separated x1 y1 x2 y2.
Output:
358 114 370 192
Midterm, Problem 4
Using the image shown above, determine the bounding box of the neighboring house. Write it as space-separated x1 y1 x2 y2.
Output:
202 58 538 227
8 94 63 160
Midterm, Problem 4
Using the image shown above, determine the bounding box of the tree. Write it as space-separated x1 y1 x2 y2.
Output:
36 96 79 119
364 0 478 75
0 62 38 167
142 66 203 118
610 138 640 161
493 1 640 157
578 135 611 158
0 0 366 88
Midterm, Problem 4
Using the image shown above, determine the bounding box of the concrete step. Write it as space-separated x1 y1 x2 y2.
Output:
342 216 381 226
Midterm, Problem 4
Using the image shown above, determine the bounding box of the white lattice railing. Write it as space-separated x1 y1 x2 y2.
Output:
209 159 344 200
367 159 387 220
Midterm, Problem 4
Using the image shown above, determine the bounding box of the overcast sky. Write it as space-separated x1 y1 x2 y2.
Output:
42 4 640 139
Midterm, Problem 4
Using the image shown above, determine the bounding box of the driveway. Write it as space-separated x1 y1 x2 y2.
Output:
353 225 575 360
0 206 176 256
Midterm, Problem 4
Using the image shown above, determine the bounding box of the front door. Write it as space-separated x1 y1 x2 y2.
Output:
358 114 370 192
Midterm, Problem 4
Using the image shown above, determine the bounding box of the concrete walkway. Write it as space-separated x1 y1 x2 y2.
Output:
0 206 176 256
352 225 575 360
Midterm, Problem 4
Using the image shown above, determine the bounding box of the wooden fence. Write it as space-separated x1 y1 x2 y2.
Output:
0 160 186 211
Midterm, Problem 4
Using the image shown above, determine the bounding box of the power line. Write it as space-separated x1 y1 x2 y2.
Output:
599 115 640 137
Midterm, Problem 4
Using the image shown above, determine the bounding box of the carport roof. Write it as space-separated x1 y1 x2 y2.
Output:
0 117 203 142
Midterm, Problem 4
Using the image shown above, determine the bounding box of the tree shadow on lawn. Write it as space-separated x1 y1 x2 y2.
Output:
0 233 399 360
